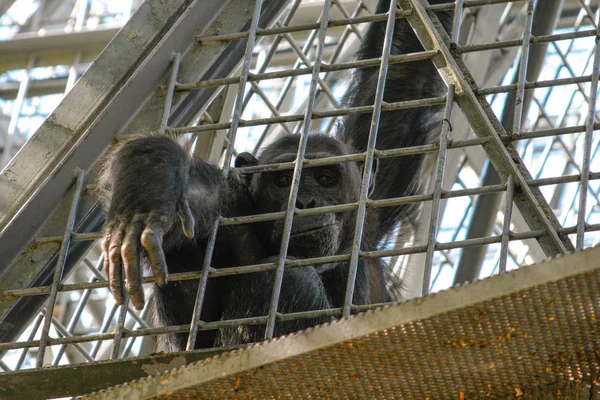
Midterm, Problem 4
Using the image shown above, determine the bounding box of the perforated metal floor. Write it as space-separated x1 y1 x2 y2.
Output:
84 246 600 399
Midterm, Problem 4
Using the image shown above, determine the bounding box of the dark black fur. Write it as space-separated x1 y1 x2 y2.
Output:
99 0 453 352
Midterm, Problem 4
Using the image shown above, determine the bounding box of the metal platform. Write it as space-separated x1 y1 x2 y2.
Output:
84 246 600 399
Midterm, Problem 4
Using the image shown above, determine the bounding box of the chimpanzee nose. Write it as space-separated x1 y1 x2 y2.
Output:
296 198 317 209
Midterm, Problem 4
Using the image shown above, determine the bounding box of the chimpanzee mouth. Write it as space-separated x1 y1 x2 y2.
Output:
290 220 339 237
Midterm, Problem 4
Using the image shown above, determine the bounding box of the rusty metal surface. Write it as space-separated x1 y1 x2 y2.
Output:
84 246 600 399
0 346 244 400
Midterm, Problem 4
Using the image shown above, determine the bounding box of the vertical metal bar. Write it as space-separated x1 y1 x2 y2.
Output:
252 26 321 153
121 292 154 357
240 0 303 111
110 292 129 359
422 85 455 295
342 0 397 318
90 304 119 359
281 30 340 107
264 0 334 339
36 168 86 368
512 0 535 135
15 314 44 369
52 256 104 365
499 175 515 273
65 52 82 95
576 26 600 250
74 0 89 31
1 56 35 168
185 0 265 351
451 0 464 43
159 53 182 135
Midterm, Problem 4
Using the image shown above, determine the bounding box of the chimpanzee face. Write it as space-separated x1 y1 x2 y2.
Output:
235 135 362 259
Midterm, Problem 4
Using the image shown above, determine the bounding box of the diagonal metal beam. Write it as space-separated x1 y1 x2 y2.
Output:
403 0 574 257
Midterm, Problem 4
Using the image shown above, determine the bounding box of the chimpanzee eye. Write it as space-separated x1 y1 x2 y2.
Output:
276 174 292 186
317 174 335 185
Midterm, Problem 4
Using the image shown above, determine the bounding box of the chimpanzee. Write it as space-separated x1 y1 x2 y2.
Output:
99 0 453 351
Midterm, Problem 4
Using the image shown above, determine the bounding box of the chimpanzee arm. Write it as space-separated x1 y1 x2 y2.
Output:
337 0 453 240
99 135 232 309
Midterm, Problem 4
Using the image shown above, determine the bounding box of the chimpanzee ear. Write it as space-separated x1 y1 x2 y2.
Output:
235 152 258 168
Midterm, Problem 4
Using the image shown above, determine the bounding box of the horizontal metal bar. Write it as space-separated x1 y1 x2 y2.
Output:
477 75 593 97
4 224 581 301
460 28 597 54
428 0 517 11
175 50 438 91
509 123 600 142
41 162 600 245
166 96 446 134
196 11 412 42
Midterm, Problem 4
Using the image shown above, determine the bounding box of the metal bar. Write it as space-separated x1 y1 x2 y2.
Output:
110 293 130 359
1 56 35 168
404 0 572 256
47 312 94 362
576 27 600 250
15 315 44 370
166 95 445 135
174 51 437 91
459 29 597 53
249 82 294 135
511 0 535 135
451 0 464 43
90 304 119 359
121 293 154 357
342 0 396 318
81 258 150 329
499 176 514 273
454 0 564 285
423 86 455 295
428 0 519 11
36 168 85 368
184 0 266 351
237 0 303 130
52 256 104 365
160 52 182 135
195 11 408 42
477 75 594 96
279 26 340 108
264 0 334 339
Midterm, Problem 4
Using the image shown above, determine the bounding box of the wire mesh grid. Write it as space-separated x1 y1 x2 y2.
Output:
0 0 599 397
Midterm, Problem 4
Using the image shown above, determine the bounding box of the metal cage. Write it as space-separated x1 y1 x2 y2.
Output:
0 0 599 398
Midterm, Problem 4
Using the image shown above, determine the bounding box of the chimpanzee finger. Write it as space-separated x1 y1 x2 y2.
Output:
141 215 168 287
122 217 145 310
177 199 195 239
108 225 126 305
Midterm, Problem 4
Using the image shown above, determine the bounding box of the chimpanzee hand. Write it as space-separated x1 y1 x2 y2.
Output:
99 136 198 310
102 197 195 310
